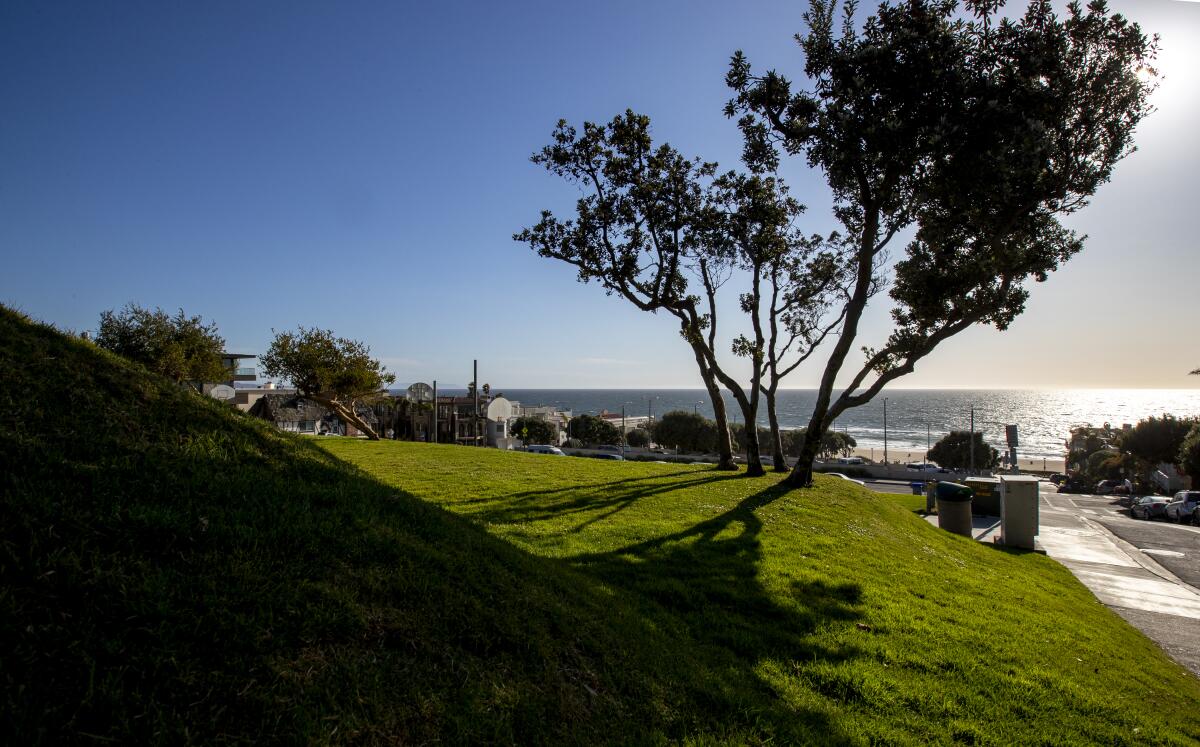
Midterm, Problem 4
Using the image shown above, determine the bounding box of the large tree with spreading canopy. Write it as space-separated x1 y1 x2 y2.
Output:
726 0 1156 486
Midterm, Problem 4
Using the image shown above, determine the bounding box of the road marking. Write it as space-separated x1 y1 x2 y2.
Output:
1081 508 1097 515
1141 548 1186 558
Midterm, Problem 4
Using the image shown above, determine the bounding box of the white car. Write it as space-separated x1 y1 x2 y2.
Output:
525 444 565 456
1164 490 1200 524
906 462 942 472
826 472 866 486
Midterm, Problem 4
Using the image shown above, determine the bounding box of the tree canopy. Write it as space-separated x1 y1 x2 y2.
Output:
259 327 395 440
95 303 226 387
652 411 717 454
928 431 999 471
725 0 1156 486
511 417 556 446
1121 414 1195 468
568 414 622 446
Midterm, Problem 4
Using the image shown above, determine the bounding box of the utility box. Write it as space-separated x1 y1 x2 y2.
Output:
999 476 1040 549
964 477 1002 517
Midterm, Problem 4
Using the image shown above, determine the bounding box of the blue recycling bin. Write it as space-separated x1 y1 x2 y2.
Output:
910 481 926 495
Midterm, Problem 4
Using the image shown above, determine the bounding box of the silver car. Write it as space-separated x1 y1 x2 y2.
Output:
1164 490 1200 524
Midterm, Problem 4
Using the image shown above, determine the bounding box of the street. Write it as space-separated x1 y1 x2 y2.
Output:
1045 486 1200 590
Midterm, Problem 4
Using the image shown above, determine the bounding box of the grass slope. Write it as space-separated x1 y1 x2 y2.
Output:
1 305 1198 744
321 443 1200 745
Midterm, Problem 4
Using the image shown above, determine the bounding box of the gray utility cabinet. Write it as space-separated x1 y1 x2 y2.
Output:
999 476 1040 549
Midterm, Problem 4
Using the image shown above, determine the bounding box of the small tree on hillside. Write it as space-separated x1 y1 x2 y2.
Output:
928 431 998 471
511 417 555 445
96 303 226 388
260 327 395 440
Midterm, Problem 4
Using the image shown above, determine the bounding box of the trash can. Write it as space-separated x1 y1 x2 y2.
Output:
910 481 926 496
936 482 974 537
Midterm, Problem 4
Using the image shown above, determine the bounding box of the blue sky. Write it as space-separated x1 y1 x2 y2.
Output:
2 1 1197 390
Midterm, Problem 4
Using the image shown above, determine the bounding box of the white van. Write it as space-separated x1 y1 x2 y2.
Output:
525 444 565 456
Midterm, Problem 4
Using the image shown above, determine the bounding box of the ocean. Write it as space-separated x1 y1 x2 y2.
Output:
425 388 1200 460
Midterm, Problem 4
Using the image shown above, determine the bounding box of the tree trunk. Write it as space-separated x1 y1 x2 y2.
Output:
310 395 380 440
764 387 788 472
738 400 766 477
691 341 737 471
784 423 823 488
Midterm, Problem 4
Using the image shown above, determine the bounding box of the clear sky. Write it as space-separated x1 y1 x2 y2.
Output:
2 0 1197 390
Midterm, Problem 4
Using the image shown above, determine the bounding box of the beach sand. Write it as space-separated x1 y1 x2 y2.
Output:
847 446 1065 474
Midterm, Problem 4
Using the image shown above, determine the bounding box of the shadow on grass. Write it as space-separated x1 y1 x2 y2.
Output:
566 483 866 720
468 470 744 533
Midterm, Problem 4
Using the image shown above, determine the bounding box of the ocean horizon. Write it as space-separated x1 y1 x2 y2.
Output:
406 387 1200 460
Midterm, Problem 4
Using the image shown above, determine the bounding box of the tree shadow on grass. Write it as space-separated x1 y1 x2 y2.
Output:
567 483 867 729
465 470 744 533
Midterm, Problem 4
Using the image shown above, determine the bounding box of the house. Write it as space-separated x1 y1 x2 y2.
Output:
248 393 379 437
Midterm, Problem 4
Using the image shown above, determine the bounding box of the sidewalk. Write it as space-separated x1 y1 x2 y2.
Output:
926 496 1200 676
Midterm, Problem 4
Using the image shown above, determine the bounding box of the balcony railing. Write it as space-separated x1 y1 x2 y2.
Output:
234 367 255 377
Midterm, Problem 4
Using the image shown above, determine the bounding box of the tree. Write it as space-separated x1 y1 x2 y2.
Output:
652 411 717 454
780 427 855 460
1178 423 1200 484
1121 414 1195 469
516 113 742 471
95 303 226 387
259 327 395 440
928 431 998 471
626 427 651 448
726 0 1156 487
568 414 621 445
511 417 555 445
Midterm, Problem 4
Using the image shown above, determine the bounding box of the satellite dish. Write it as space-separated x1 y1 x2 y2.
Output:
209 384 236 401
406 382 434 403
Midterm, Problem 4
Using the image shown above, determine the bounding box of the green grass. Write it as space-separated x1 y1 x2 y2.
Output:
2 304 1199 744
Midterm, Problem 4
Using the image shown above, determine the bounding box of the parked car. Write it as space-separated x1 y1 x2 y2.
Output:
1164 490 1200 524
1057 479 1094 494
835 457 865 465
826 472 866 486
906 462 943 472
1094 479 1123 495
1130 496 1170 521
525 444 565 456
590 453 625 461
1048 473 1069 486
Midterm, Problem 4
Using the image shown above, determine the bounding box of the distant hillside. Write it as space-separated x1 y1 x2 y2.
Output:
2 305 1199 745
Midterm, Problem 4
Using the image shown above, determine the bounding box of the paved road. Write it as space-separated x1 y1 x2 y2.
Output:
1038 483 1200 676
1050 488 1200 589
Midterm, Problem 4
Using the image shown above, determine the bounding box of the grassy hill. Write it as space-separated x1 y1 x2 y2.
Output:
2 305 1199 744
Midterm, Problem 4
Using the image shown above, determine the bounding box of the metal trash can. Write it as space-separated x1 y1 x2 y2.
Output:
910 481 926 496
936 482 975 537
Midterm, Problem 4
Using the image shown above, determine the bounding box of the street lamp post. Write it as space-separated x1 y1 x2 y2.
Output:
883 397 889 472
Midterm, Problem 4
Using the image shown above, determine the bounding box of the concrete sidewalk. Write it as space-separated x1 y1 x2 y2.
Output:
926 495 1200 676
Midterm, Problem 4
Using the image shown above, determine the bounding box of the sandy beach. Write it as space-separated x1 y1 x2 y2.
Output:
846 446 1065 474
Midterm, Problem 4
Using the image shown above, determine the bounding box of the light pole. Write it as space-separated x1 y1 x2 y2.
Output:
883 397 889 470
969 406 975 475
926 422 931 465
